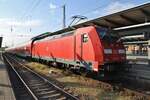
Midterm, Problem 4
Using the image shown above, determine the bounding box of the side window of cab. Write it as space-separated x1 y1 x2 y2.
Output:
82 33 88 43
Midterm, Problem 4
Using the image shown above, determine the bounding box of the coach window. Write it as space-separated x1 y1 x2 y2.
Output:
82 33 88 43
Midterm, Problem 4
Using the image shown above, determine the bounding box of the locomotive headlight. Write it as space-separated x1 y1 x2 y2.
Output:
104 49 112 54
118 49 125 54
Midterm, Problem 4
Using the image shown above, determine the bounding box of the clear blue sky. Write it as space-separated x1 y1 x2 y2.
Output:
0 0 149 47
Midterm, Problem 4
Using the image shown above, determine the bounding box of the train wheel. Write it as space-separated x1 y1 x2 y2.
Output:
80 67 89 77
52 62 57 67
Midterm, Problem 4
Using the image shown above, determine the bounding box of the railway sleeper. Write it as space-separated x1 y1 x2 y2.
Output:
37 90 57 96
31 85 50 89
39 93 62 99
55 96 67 100
35 88 52 92
29 83 47 86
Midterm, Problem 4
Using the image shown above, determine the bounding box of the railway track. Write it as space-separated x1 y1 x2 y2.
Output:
5 60 35 100
4 53 150 99
102 75 150 99
3 54 78 100
117 64 150 95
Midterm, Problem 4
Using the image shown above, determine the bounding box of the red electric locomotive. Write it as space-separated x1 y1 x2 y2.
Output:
6 26 126 75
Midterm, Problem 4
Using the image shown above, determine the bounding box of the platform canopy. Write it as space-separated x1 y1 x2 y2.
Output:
55 3 150 34
32 3 150 40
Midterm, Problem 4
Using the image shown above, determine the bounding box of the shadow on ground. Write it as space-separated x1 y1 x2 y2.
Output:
0 83 12 88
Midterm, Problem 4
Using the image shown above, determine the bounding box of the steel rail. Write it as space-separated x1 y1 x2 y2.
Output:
3 54 38 100
5 54 79 100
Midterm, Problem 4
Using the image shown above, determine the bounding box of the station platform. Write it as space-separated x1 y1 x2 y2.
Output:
0 55 16 100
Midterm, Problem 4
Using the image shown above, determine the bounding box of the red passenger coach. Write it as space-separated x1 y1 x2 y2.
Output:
6 43 31 58
31 26 126 73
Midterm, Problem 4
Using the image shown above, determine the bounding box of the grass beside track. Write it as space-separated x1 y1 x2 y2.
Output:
25 62 148 100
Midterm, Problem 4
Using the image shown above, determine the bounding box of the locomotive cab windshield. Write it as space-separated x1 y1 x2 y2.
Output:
96 27 126 63
96 28 119 43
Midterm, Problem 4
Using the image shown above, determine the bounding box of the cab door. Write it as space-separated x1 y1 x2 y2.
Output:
75 33 82 61
75 33 88 61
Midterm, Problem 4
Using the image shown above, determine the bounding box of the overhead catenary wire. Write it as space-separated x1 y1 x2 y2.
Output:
62 2 109 28
19 1 110 32
14 0 42 33
19 0 35 20
39 1 130 31
20 0 42 20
